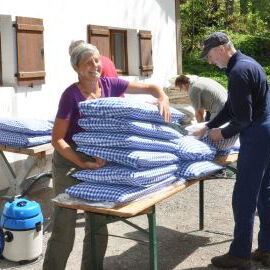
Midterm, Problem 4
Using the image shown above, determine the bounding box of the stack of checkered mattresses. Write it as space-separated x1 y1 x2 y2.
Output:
65 98 239 205
0 118 53 147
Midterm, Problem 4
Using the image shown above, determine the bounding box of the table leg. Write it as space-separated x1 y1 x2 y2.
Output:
0 151 16 189
90 213 98 270
14 155 36 195
0 151 37 195
147 206 158 270
199 180 204 230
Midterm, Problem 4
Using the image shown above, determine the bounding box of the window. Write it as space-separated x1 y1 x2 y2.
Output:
87 25 128 75
87 25 153 76
110 30 128 75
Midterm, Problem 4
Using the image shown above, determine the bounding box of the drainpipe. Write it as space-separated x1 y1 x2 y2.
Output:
175 0 182 75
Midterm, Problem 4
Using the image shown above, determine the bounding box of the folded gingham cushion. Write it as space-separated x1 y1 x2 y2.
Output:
65 175 181 203
77 146 179 169
73 132 178 153
79 97 184 123
0 130 51 147
78 117 183 141
175 161 224 180
175 136 216 161
0 117 53 135
201 131 239 151
73 163 180 187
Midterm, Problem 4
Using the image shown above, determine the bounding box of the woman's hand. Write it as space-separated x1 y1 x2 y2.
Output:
208 128 223 142
126 82 171 123
157 96 171 123
80 157 107 170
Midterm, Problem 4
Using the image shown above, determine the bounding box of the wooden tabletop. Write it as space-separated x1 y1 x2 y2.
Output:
55 153 238 218
55 180 198 217
0 143 53 156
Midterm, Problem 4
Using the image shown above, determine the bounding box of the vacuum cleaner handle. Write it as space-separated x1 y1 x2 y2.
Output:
0 171 52 202
20 171 52 198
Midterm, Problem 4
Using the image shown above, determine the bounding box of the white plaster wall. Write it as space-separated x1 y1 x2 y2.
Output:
0 0 177 190
1 0 177 119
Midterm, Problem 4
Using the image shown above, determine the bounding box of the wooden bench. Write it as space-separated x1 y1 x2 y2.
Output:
0 143 53 195
55 154 238 270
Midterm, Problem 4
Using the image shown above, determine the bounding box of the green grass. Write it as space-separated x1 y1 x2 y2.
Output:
182 53 270 89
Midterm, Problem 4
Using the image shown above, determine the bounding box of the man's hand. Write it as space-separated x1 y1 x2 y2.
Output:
208 128 224 142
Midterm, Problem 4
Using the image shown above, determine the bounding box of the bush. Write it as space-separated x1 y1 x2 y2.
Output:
228 32 270 63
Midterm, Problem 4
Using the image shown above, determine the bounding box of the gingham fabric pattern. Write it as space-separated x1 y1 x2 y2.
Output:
217 148 239 156
65 175 180 203
73 163 180 187
79 97 184 123
201 131 239 151
73 132 178 153
0 130 51 147
175 136 216 161
0 117 53 135
77 146 179 169
216 138 240 156
175 160 224 180
78 117 183 141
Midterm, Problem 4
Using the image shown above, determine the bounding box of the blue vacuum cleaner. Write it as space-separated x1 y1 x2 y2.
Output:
0 171 51 263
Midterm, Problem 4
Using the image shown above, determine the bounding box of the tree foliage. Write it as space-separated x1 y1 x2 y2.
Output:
179 0 270 83
180 0 270 55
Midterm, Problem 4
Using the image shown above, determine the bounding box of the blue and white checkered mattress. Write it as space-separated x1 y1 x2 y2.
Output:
0 118 53 147
201 132 239 151
65 175 183 203
79 97 184 123
0 130 51 147
73 132 179 153
0 117 53 135
73 163 180 187
175 160 224 180
78 117 183 141
174 136 217 161
77 146 179 169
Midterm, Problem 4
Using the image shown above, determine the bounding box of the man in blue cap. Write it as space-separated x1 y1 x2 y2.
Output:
194 32 270 269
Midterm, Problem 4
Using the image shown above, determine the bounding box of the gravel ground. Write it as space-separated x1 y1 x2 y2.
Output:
0 178 267 270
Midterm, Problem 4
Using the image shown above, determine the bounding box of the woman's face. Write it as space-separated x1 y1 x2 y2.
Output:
76 53 101 80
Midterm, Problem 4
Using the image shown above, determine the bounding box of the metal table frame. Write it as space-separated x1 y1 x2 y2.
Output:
0 143 53 195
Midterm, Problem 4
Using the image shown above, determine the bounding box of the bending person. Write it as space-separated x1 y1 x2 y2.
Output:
175 74 227 122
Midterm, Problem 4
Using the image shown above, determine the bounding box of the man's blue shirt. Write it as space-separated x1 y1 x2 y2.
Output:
207 51 270 138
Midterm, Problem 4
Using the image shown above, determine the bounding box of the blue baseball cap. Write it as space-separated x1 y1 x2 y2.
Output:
200 32 230 58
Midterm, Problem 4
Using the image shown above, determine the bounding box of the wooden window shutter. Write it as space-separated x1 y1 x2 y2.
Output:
87 25 110 57
15 16 45 86
138 30 153 76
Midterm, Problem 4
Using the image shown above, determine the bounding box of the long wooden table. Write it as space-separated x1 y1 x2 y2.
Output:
0 143 53 195
55 154 238 270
